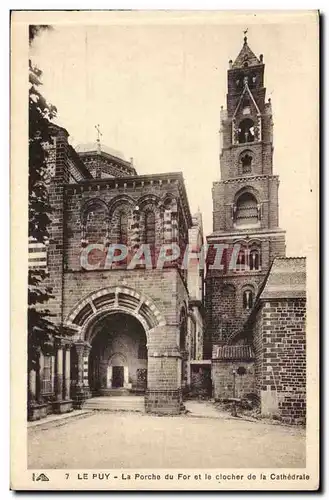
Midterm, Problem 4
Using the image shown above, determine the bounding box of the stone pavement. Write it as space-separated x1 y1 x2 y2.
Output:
184 400 229 419
28 410 92 429
84 396 144 412
28 411 305 469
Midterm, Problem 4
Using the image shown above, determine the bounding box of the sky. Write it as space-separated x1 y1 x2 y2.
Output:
30 11 318 257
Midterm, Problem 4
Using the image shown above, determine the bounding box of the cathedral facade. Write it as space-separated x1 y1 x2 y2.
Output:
28 36 306 425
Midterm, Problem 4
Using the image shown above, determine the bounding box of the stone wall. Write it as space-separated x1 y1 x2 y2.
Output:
205 272 266 350
212 359 255 400
252 298 306 424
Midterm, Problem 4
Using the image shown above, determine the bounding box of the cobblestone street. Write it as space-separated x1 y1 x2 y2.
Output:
28 411 305 469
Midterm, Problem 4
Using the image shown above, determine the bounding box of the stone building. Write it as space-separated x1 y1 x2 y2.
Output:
28 126 204 418
28 35 306 425
206 37 306 424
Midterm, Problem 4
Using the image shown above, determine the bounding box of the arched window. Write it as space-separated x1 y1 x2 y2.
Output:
243 289 253 310
240 151 253 173
236 247 247 270
249 73 257 88
145 211 156 245
118 211 128 245
235 73 243 90
82 200 108 245
236 192 258 226
238 118 255 144
249 248 261 271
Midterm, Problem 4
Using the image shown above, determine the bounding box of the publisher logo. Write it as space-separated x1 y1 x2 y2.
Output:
32 473 49 482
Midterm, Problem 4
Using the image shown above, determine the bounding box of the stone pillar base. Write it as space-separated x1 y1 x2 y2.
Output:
83 386 91 399
52 400 73 414
28 403 48 422
145 389 182 415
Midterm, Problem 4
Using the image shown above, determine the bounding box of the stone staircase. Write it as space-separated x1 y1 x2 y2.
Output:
83 396 145 413
97 388 131 397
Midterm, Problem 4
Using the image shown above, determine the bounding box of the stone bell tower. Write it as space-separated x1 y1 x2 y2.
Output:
205 35 286 354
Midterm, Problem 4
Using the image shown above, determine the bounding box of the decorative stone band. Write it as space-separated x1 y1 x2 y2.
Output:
215 174 280 185
148 348 182 358
212 344 254 361
28 238 48 269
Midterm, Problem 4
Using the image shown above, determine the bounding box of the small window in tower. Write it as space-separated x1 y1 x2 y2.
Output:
238 118 255 144
249 248 261 271
241 151 253 173
235 73 243 90
248 73 257 89
236 247 247 271
243 289 253 310
235 192 258 226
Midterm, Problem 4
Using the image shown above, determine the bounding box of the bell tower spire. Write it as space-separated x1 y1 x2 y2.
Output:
205 35 286 352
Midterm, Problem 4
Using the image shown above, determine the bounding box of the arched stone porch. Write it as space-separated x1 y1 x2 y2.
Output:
64 285 183 414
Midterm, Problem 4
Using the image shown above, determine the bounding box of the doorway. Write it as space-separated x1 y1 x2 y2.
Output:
88 312 148 393
112 366 124 388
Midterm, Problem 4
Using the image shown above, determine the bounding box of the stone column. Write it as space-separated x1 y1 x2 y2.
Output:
171 211 179 246
51 355 55 394
124 366 129 388
55 339 64 402
131 206 140 252
163 209 172 244
39 351 45 395
145 325 182 415
28 368 37 402
64 343 71 401
107 366 112 388
83 343 91 390
75 341 85 390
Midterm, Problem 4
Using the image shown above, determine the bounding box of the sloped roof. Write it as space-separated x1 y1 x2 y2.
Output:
212 345 254 360
232 37 261 69
260 257 306 300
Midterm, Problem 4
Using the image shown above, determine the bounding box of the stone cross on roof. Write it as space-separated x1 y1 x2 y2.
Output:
95 124 102 154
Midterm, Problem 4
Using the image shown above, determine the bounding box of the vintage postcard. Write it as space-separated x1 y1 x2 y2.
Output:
11 10 319 491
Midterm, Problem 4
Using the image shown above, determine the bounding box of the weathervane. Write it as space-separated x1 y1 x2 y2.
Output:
243 28 248 43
